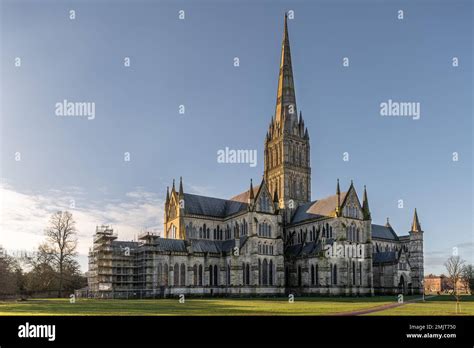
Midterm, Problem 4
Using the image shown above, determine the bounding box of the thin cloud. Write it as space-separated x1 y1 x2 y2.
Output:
0 182 164 272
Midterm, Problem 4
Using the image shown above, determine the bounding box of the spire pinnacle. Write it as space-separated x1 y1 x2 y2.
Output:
179 176 184 197
165 186 170 204
362 185 371 220
385 217 391 228
411 208 422 232
172 179 175 192
275 13 297 130
336 179 341 217
249 179 254 200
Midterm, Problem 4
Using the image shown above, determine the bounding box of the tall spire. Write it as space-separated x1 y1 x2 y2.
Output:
336 179 341 217
275 13 297 129
411 208 422 232
165 186 170 204
362 185 371 220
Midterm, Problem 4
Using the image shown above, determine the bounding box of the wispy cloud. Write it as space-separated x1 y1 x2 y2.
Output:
185 182 217 197
0 181 164 272
424 242 474 275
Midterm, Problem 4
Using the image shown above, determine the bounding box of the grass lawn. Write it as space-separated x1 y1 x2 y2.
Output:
0 295 472 316
0 296 399 316
365 295 474 316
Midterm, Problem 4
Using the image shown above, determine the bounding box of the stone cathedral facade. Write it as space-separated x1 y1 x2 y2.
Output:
86 15 424 298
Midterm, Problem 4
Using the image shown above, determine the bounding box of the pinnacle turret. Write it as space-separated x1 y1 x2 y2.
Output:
411 208 422 232
179 176 184 198
362 185 371 220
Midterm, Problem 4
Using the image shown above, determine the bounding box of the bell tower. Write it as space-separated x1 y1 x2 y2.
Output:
264 14 311 208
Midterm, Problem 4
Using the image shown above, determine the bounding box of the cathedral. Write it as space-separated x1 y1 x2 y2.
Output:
86 15 424 298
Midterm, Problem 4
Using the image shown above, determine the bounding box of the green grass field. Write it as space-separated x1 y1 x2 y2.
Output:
0 295 472 316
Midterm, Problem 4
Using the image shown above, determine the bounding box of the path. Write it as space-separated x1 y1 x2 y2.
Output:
333 295 436 316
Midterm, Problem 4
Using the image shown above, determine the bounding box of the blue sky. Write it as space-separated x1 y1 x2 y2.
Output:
0 0 472 273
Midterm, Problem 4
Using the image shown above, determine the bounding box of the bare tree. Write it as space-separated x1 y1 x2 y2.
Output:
42 211 78 297
462 264 474 294
0 253 21 298
444 255 465 313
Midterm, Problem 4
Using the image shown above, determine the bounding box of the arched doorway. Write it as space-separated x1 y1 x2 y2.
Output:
398 275 406 294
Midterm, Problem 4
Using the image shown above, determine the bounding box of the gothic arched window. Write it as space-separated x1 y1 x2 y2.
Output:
164 264 169 286
198 265 203 286
246 263 250 285
269 260 274 286
315 264 319 285
180 263 186 286
174 263 179 286
214 265 218 286
352 261 356 285
193 264 198 286
262 259 268 286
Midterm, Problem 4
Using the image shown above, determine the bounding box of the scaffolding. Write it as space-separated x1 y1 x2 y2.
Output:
87 226 160 297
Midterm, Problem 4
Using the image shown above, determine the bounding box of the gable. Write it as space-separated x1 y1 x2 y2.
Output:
255 180 274 213
341 186 362 219
167 192 180 220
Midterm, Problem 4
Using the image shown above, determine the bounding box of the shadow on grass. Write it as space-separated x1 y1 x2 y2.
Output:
0 296 410 316
425 295 474 302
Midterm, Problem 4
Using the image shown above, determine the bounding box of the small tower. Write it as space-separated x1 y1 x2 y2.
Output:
362 185 371 220
164 178 186 240
335 178 341 217
248 179 255 210
409 208 424 294
179 176 184 200
164 186 170 223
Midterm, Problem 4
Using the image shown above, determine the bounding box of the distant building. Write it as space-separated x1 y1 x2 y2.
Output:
424 274 469 294
86 14 425 298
